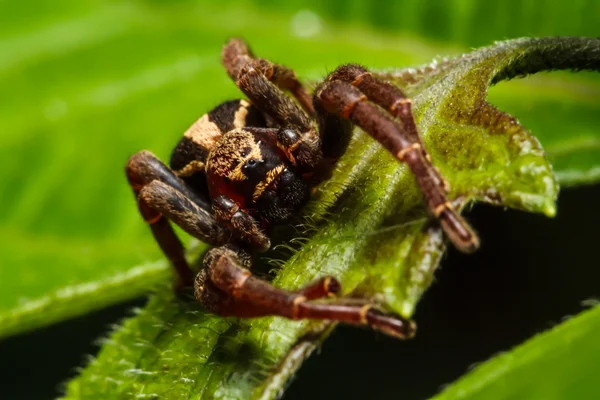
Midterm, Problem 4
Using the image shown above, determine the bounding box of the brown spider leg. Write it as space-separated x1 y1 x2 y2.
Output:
327 64 449 193
295 276 342 299
126 151 228 287
235 63 323 171
196 271 341 317
195 247 416 339
139 181 229 246
315 81 479 253
212 195 270 252
222 38 315 116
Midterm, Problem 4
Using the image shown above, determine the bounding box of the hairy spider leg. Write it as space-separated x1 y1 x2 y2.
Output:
234 62 324 171
195 247 416 339
212 194 270 251
315 79 479 253
295 276 341 299
222 38 315 116
327 64 450 193
126 151 228 287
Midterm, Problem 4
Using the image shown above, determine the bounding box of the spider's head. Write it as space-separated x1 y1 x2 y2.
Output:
206 128 309 219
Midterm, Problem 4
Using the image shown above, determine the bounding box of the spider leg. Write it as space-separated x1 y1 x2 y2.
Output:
327 64 449 193
221 38 324 171
195 246 415 339
212 195 270 252
126 151 228 287
222 38 315 116
234 62 323 171
315 80 479 253
294 276 341 299
139 181 228 246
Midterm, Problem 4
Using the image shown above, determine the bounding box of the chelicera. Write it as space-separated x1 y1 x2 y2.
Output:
126 38 479 339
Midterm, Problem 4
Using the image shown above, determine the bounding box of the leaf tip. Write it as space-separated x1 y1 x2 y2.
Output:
543 202 557 218
399 300 416 319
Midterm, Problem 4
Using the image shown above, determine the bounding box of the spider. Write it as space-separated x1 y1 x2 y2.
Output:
126 38 479 339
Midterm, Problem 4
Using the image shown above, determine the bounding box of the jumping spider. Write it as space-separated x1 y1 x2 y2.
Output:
126 38 479 339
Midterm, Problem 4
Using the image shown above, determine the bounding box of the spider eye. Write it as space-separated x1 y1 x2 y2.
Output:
243 158 263 176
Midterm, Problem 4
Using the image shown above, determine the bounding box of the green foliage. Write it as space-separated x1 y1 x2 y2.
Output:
1 1 599 399
433 304 600 400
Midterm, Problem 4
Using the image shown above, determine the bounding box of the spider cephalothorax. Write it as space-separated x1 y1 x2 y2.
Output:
206 127 310 225
125 38 479 339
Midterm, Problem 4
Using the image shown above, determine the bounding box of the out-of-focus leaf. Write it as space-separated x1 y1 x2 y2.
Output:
432 305 600 400
62 37 600 399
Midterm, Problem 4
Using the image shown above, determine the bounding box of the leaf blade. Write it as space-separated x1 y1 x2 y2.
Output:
431 305 600 400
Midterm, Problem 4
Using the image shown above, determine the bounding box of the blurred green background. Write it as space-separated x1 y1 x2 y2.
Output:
1 0 599 399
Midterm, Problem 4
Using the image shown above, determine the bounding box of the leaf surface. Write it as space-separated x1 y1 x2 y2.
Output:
431 305 600 400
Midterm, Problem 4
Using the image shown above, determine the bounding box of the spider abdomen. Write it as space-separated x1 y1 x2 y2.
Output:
169 99 266 196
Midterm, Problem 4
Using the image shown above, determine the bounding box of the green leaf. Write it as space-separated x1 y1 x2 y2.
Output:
431 304 600 400
61 37 600 399
489 74 600 186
